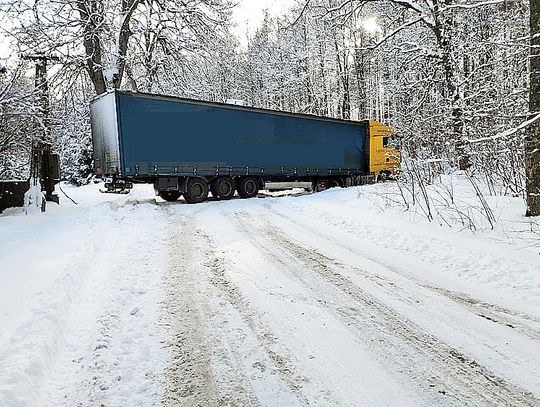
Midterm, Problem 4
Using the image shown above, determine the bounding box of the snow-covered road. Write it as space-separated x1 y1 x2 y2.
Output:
1 183 539 406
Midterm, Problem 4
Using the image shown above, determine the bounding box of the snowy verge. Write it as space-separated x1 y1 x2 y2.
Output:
0 183 167 407
270 175 539 315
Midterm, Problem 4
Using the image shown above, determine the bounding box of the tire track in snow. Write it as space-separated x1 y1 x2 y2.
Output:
162 206 260 407
268 204 540 340
424 286 540 338
230 211 539 406
162 208 306 406
161 215 221 407
201 229 311 404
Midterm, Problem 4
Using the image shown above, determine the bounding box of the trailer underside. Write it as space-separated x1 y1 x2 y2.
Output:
102 173 377 203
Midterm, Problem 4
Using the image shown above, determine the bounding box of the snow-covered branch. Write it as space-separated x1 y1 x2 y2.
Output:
466 112 540 144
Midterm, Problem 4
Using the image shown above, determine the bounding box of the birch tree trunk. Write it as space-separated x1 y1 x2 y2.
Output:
526 0 540 216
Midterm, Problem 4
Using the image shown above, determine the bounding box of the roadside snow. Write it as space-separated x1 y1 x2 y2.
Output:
0 184 167 407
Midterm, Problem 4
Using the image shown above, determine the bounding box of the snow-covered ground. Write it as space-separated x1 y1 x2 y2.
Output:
0 179 539 406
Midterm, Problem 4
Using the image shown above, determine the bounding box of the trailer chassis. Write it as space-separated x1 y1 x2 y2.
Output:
101 173 376 203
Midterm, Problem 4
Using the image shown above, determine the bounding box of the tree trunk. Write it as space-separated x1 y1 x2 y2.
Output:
526 0 540 216
433 0 471 170
354 47 367 120
318 41 329 116
115 0 141 89
78 0 107 95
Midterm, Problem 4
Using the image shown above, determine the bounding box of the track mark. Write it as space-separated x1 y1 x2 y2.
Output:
231 211 539 407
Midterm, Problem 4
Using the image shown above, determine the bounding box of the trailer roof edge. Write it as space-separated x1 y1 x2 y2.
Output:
109 90 374 127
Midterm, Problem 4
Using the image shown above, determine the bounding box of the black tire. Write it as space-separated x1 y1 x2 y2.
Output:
159 190 181 202
210 181 219 200
326 179 341 189
237 177 259 199
184 177 209 204
377 172 389 183
313 180 325 192
211 177 235 200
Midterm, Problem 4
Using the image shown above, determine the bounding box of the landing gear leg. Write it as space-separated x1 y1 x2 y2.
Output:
100 178 133 194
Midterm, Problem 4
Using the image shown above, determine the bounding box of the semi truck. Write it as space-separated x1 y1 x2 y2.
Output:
90 91 400 203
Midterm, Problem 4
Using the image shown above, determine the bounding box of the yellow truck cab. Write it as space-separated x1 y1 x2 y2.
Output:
367 120 401 180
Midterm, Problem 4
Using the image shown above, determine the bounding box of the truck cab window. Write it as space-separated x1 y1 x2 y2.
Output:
383 137 389 147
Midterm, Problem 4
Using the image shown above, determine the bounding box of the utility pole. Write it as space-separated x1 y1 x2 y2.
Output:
23 52 61 207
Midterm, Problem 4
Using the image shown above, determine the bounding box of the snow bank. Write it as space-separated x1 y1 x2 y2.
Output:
0 183 167 407
272 175 540 315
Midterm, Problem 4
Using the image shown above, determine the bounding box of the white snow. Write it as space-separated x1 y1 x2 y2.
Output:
0 178 539 406
22 179 44 214
0 184 168 406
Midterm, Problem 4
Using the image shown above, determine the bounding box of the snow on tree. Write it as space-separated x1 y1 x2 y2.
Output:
0 64 37 180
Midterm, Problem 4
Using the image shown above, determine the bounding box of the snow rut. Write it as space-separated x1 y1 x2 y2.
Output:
230 211 539 406
162 216 220 406
206 248 311 404
424 285 540 340
162 209 307 406
269 205 540 341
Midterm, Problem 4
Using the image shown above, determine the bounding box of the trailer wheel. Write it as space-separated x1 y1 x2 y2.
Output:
237 177 259 199
184 177 209 204
159 190 181 202
377 171 389 182
312 180 324 192
211 177 235 200
326 179 341 189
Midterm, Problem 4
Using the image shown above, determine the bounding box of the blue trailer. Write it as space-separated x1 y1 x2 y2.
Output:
90 91 399 203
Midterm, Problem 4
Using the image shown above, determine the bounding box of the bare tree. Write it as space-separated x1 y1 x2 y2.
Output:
1 0 233 95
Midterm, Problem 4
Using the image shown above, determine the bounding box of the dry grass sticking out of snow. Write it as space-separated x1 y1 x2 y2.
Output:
359 173 540 252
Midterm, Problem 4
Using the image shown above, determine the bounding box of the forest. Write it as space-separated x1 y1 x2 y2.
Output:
0 0 539 216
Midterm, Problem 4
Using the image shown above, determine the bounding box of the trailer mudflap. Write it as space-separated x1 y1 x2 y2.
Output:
154 177 182 193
